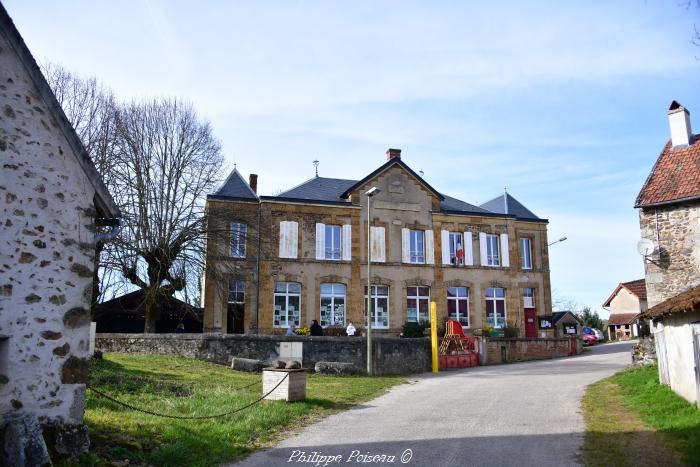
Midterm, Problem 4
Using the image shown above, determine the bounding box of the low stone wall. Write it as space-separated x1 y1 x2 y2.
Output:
482 337 580 365
96 333 432 376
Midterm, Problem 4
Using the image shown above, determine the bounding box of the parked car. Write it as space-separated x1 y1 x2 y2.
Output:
583 327 605 341
582 334 597 346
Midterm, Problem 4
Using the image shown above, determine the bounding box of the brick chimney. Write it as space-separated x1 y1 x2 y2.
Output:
386 148 401 160
668 101 693 148
249 174 258 194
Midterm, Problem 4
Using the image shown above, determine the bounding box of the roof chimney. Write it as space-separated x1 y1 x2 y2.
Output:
668 101 692 148
249 174 258 194
386 148 401 160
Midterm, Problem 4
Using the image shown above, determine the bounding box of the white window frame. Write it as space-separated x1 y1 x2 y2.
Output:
325 225 342 260
320 283 346 327
447 287 469 328
486 234 500 267
228 280 245 304
520 238 532 270
409 230 425 264
273 282 301 328
523 287 535 308
364 285 389 329
406 286 430 323
230 222 247 258
449 232 464 265
485 287 507 329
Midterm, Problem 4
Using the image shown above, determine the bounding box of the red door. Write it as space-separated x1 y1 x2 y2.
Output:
525 308 536 338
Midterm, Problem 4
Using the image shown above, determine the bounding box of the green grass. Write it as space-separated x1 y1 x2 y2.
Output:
67 354 403 467
583 365 700 466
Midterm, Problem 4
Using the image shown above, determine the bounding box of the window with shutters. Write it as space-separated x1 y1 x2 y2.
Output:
325 225 342 260
449 232 464 265
447 287 469 328
320 283 346 326
520 238 532 270
364 285 389 328
486 234 500 266
406 286 430 323
486 287 506 328
230 222 247 258
409 230 425 264
273 282 301 328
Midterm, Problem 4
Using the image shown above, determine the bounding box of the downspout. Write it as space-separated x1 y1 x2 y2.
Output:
255 201 262 334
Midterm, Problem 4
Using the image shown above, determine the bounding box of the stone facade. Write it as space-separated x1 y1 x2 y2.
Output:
0 6 120 459
639 203 700 307
96 333 432 375
482 337 580 365
204 155 553 339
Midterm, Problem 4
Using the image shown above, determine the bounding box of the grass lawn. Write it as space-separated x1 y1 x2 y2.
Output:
67 353 403 467
583 364 700 466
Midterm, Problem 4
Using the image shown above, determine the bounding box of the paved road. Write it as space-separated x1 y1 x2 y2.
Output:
233 341 635 467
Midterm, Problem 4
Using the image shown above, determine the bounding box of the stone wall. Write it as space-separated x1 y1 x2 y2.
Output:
482 337 580 365
0 25 96 430
96 333 432 375
639 203 700 307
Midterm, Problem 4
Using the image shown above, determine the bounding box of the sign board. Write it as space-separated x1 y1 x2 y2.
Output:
563 324 578 335
538 316 553 329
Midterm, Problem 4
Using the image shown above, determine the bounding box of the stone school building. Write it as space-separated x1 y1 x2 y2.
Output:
203 149 553 336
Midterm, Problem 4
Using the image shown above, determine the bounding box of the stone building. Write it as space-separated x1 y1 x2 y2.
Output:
636 101 700 405
0 5 121 462
602 279 647 340
203 148 553 337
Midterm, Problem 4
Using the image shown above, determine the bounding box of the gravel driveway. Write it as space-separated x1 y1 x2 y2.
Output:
232 341 635 467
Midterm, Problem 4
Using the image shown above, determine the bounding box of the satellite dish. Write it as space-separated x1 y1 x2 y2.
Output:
637 239 655 256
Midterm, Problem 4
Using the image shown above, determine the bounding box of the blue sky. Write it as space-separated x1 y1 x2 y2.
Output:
6 1 700 316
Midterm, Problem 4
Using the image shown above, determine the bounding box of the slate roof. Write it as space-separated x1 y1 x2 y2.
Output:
639 285 700 320
275 176 356 203
479 193 541 221
211 168 258 200
635 111 700 208
552 311 583 325
602 279 647 307
440 194 493 215
607 313 640 326
0 4 120 219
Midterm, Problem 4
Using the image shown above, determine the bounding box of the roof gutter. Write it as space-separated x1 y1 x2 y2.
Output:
95 218 122 243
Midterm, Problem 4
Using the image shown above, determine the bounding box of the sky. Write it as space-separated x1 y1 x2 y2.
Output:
5 1 700 317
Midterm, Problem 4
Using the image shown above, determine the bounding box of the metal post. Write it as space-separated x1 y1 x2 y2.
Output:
367 194 372 376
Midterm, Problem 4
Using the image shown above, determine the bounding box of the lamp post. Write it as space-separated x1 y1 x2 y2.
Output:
548 236 567 247
365 186 380 376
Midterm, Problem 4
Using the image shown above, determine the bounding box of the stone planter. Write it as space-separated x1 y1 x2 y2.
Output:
262 368 306 401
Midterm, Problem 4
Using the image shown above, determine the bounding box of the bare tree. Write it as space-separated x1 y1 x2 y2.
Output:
42 63 123 304
109 98 224 332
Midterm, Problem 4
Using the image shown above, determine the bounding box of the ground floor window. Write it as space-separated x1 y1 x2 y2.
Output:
364 285 389 329
447 287 469 327
320 283 346 327
274 282 301 327
485 287 506 328
406 286 430 323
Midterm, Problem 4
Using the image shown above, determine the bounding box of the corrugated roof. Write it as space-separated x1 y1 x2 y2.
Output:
212 168 258 200
635 130 700 208
479 193 541 220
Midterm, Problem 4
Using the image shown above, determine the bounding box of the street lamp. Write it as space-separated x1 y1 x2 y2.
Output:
365 186 380 376
548 236 567 247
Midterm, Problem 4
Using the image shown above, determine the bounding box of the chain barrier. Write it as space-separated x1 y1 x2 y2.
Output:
87 373 289 420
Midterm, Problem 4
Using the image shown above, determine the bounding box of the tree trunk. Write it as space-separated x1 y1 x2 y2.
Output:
144 291 158 333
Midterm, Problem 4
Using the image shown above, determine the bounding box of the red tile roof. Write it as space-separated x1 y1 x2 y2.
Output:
602 279 647 307
635 134 700 207
607 313 640 326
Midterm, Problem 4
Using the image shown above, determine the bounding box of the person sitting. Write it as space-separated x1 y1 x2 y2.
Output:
286 323 297 336
346 321 356 336
310 319 323 336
